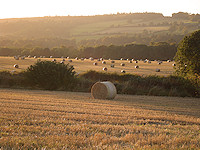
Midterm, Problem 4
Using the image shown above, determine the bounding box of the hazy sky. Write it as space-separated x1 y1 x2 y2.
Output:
0 0 199 19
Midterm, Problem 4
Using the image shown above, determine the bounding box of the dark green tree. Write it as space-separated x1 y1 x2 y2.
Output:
174 30 200 76
25 61 77 90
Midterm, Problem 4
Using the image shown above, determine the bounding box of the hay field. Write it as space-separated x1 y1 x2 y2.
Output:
0 56 174 76
0 88 199 149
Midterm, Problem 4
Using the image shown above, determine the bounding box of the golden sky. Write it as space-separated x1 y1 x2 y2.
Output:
0 0 199 19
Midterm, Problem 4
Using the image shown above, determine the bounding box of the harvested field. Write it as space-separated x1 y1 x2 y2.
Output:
0 88 199 149
0 56 174 76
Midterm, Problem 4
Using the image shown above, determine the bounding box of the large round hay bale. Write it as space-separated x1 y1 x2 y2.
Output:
14 64 19 68
91 81 117 99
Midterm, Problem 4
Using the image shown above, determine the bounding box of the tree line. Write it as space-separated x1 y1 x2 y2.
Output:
0 42 177 60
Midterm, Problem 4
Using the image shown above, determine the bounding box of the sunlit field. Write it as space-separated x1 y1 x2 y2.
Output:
0 56 174 76
0 89 199 149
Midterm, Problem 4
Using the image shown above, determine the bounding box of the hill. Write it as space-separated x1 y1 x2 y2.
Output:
0 12 199 48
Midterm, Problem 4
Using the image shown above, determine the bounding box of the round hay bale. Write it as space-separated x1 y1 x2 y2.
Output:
135 65 139 69
100 58 104 61
50 56 53 58
129 60 132 63
156 68 160 72
103 67 107 71
75 57 79 60
120 58 123 60
102 61 106 64
135 60 138 63
68 59 72 62
121 70 126 73
172 63 176 66
148 60 151 63
110 64 115 68
52 59 56 62
14 64 19 68
121 63 125 66
34 56 37 59
111 60 115 63
60 61 64 64
14 56 19 60
91 81 117 99
81 58 84 61
93 62 98 66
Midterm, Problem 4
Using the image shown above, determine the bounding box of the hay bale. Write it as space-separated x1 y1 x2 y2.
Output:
68 59 72 62
60 61 64 64
93 62 98 66
135 65 139 69
135 60 138 63
120 58 123 60
91 81 117 99
102 61 106 64
121 70 126 73
156 68 160 72
34 56 37 59
50 56 53 58
110 64 115 68
14 56 19 60
75 57 79 60
129 60 132 63
14 64 19 68
52 59 56 62
81 58 84 61
111 60 115 63
103 67 107 71
172 63 176 66
121 63 125 66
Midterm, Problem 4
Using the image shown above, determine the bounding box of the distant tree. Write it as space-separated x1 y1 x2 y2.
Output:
174 30 200 76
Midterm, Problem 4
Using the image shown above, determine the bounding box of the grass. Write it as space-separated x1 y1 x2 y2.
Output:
0 56 175 76
0 88 199 149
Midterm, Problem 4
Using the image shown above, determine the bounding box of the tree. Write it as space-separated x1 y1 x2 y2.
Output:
174 30 200 76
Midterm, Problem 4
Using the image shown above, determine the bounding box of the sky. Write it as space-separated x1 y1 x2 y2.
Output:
0 0 199 19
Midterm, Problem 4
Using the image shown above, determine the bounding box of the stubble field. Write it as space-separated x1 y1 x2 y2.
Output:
0 89 199 149
0 56 174 76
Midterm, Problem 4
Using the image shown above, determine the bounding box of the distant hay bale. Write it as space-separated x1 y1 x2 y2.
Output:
60 61 64 64
111 60 115 63
129 60 132 63
121 70 126 73
103 67 107 71
68 59 72 62
14 64 19 68
121 63 125 66
102 61 106 64
75 57 79 60
110 64 115 68
172 63 176 66
157 62 162 65
52 59 56 62
100 58 104 61
81 58 84 61
97 58 100 61
131 58 135 61
50 56 53 58
91 81 117 99
148 60 151 63
62 58 65 61
34 56 37 59
93 62 98 66
156 68 160 72
14 56 19 60
135 60 138 63
21 56 25 60
89 57 94 61
135 65 139 69
28 55 31 58
120 58 123 60
167 60 171 62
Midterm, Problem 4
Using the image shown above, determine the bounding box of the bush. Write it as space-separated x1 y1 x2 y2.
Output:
24 61 77 90
79 70 200 97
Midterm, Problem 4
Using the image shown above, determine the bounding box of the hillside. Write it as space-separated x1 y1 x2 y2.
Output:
0 12 199 48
